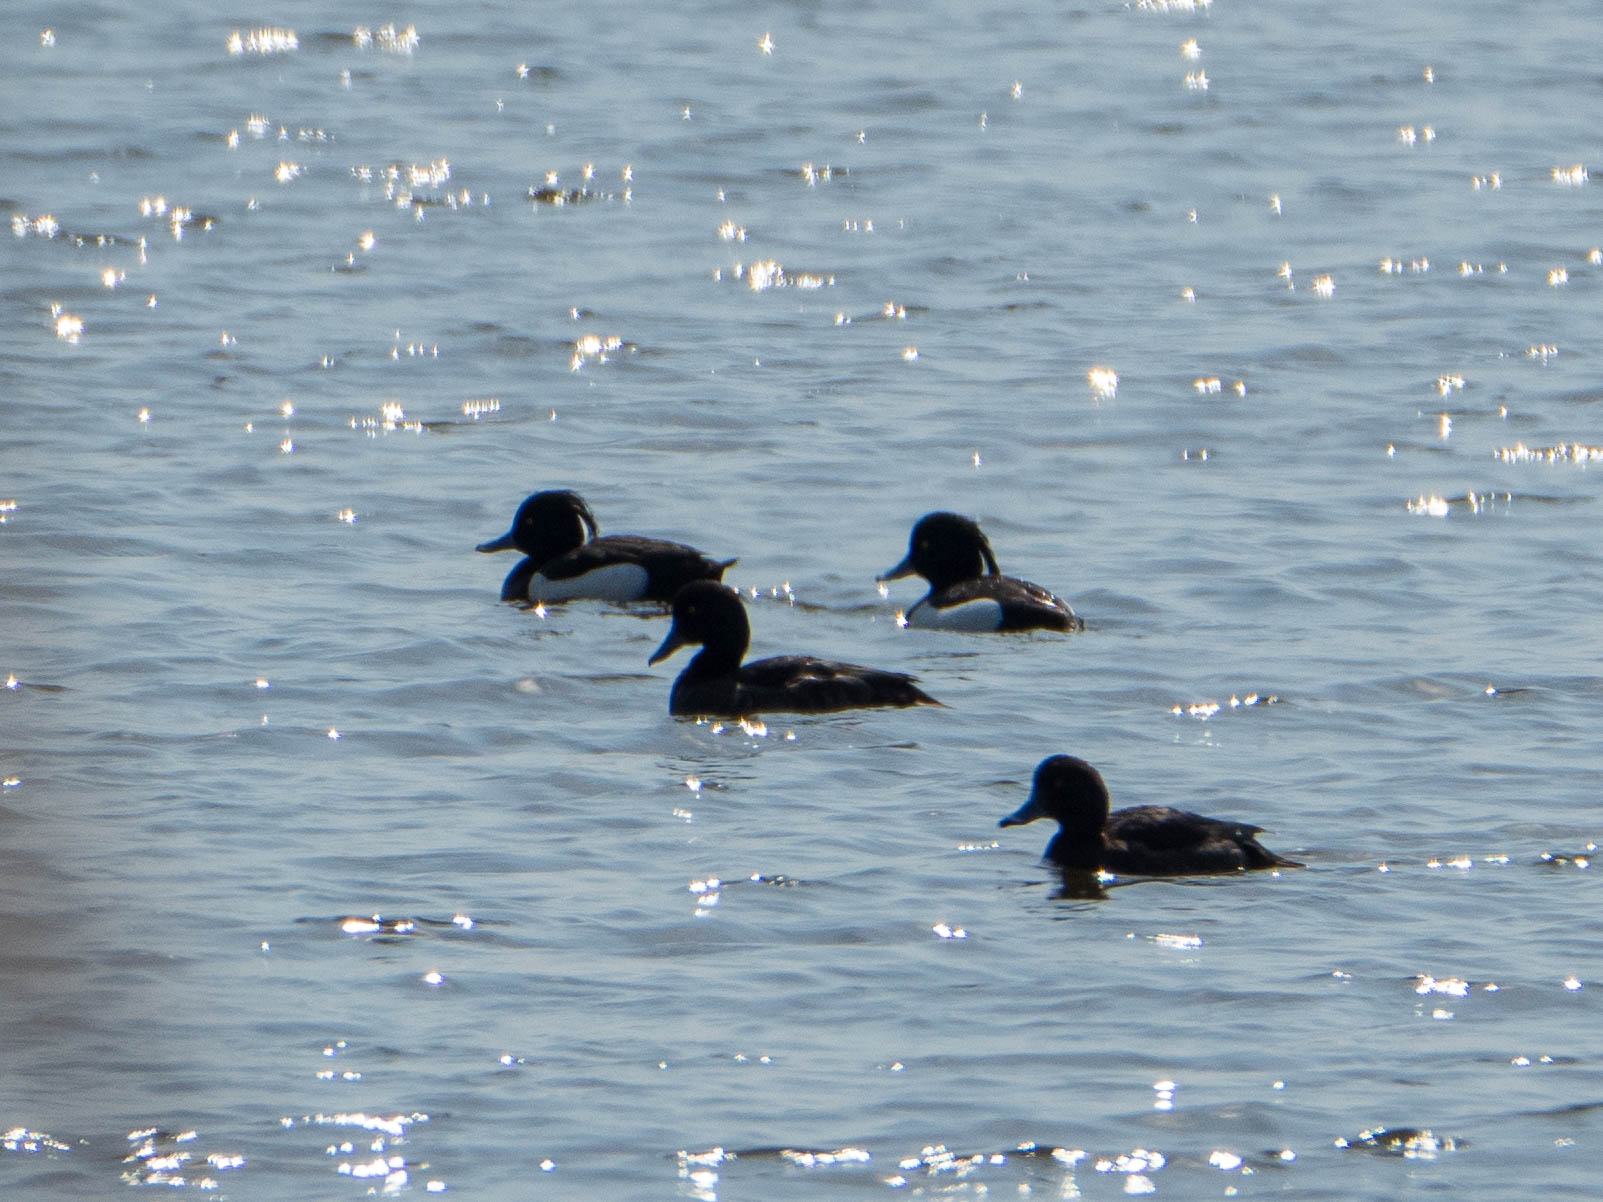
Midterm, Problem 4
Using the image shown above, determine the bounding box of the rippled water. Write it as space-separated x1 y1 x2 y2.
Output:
5 0 1603 1196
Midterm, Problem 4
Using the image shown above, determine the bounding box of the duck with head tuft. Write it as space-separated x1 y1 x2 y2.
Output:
477 489 734 604
879 511 1081 632
648 581 942 717
1000 754 1301 879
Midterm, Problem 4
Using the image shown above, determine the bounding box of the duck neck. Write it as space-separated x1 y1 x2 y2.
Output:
1046 830 1105 872
681 611 749 677
681 642 741 677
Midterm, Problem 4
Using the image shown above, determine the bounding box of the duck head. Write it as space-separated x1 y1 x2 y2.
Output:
649 581 750 674
477 489 600 560
999 754 1112 838
878 511 1001 590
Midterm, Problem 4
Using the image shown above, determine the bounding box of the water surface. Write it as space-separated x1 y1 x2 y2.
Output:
4 0 1603 1196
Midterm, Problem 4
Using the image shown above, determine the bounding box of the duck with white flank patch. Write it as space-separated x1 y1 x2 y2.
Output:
879 512 1081 632
478 490 734 604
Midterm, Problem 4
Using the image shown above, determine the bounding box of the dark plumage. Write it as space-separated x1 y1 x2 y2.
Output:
878 511 1081 632
648 581 941 717
999 755 1301 876
477 490 734 604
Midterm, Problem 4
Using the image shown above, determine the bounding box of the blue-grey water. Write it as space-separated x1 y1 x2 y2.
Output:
4 0 1603 1196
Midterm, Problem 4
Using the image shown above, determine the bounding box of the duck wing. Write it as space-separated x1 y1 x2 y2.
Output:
935 575 1082 632
1103 805 1297 874
735 655 940 713
1108 805 1259 846
542 535 734 599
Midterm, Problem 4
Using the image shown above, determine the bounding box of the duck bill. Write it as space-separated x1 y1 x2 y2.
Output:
875 553 917 584
476 530 517 553
648 627 688 666
999 790 1049 828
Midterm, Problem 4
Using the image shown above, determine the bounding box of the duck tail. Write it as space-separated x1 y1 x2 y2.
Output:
1246 839 1303 870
